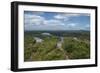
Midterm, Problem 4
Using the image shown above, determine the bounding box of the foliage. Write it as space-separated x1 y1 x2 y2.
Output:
62 37 90 59
24 31 90 61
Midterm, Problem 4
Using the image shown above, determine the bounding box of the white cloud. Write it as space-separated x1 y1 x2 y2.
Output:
24 14 45 25
54 15 67 19
66 23 90 30
82 24 90 30
44 19 65 26
64 13 81 17
63 13 90 17
54 13 80 20
54 13 90 21
68 23 76 27
29 11 44 15
25 14 44 20
85 24 90 28
25 13 65 27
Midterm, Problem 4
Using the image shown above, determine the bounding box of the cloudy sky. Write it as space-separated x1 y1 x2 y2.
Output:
24 11 90 31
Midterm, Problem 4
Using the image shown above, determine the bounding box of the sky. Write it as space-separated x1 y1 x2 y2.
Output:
24 11 90 31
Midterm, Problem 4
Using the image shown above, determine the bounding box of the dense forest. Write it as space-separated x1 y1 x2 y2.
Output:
24 30 90 61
